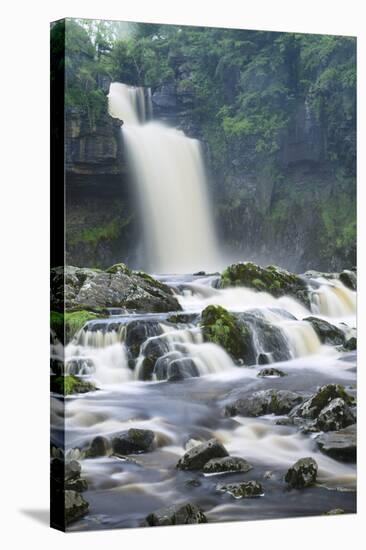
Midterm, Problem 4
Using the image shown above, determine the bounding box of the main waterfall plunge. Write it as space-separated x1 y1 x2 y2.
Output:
108 82 219 273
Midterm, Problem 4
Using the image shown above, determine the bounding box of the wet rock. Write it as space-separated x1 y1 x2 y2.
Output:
125 320 164 361
138 336 170 380
316 398 355 432
112 428 155 456
339 270 356 291
258 353 271 365
238 310 292 364
296 384 355 419
167 357 199 381
325 508 345 515
285 457 318 488
257 367 286 378
144 503 207 526
166 313 198 324
51 458 88 492
65 358 95 375
220 262 310 308
64 460 82 481
225 389 303 417
201 304 253 362
177 438 229 470
86 435 111 458
154 351 182 380
316 424 356 462
217 480 263 499
65 477 88 492
65 490 89 525
344 336 357 351
303 317 345 346
203 456 252 475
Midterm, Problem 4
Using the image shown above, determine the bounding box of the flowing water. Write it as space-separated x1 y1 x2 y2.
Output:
51 274 356 531
108 82 219 273
51 82 356 530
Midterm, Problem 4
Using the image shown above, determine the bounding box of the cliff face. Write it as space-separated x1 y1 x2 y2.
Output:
63 24 355 273
148 75 355 272
65 105 141 269
65 82 355 272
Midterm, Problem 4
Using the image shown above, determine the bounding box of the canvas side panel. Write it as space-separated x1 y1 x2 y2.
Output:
50 18 66 532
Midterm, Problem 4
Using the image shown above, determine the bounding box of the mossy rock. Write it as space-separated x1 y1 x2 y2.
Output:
297 384 355 419
51 310 101 345
200 304 252 361
105 262 131 275
51 374 97 396
220 262 309 306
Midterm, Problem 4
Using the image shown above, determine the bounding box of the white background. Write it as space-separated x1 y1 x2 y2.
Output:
0 0 364 548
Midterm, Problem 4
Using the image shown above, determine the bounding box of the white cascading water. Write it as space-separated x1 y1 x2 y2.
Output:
108 82 219 274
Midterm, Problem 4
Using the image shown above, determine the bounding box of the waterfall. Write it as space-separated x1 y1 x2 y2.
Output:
310 278 356 318
108 82 219 274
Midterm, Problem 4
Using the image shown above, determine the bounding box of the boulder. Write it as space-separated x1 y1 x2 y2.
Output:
316 424 356 462
220 262 310 307
225 389 303 417
125 320 164 361
166 357 199 381
203 456 252 475
154 352 182 380
112 429 155 456
177 438 229 470
296 384 355 419
285 457 318 488
216 480 263 499
52 265 181 317
138 336 170 380
303 317 345 346
344 337 357 351
339 270 356 291
86 435 111 458
65 490 89 525
257 367 286 378
144 503 207 526
200 304 253 362
316 398 355 432
238 310 292 364
51 458 88 492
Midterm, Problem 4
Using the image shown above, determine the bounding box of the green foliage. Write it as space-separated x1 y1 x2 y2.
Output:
64 19 107 126
320 191 356 250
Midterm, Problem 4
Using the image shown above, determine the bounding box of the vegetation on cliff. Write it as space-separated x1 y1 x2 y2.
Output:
52 19 356 271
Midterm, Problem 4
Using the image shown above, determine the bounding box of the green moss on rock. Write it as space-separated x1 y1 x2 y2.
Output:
51 374 97 395
220 262 309 306
200 305 252 361
65 310 99 343
51 310 99 344
105 262 131 275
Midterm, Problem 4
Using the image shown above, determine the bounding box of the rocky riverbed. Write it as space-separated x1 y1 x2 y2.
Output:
50 262 357 530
